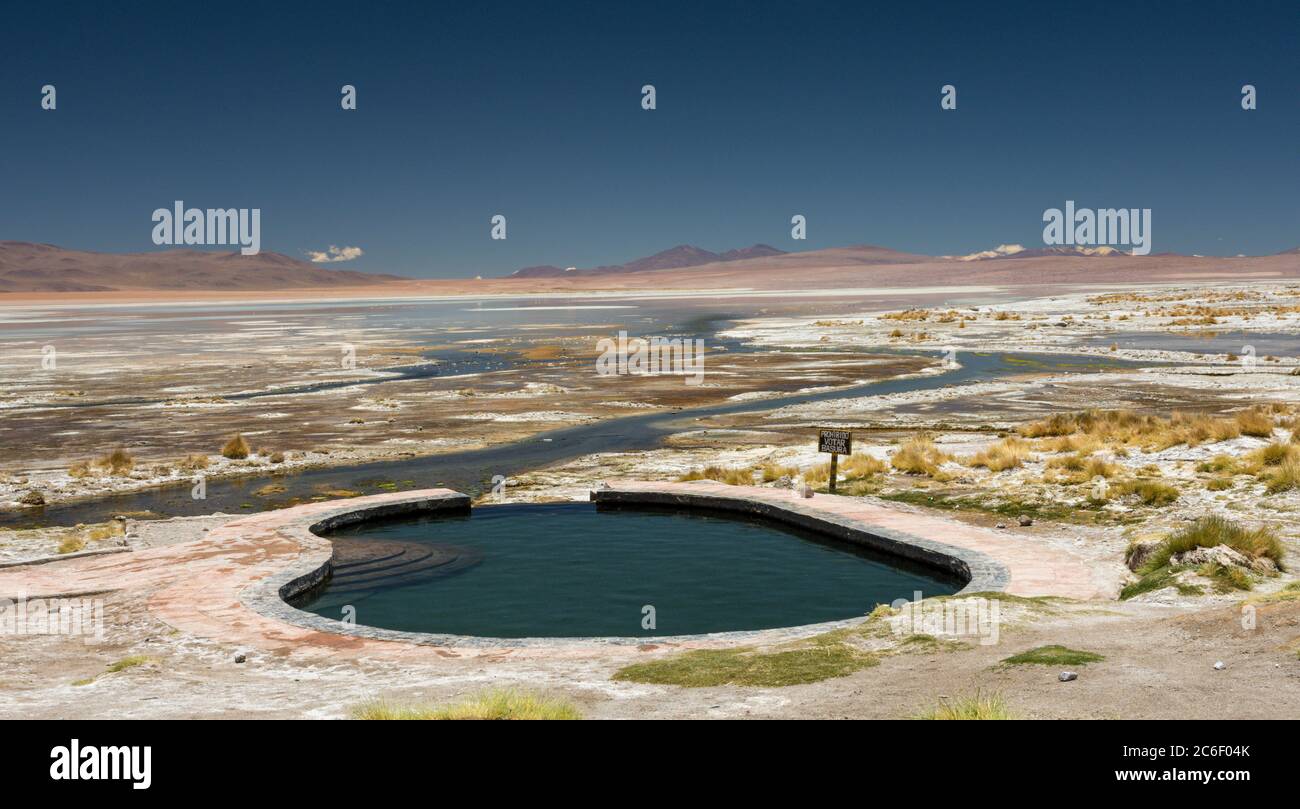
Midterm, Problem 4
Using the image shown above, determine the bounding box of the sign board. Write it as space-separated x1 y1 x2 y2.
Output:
818 429 852 455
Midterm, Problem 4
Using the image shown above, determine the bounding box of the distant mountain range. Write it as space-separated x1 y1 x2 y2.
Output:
0 240 1295 295
0 242 405 292
950 244 1131 261
510 243 787 278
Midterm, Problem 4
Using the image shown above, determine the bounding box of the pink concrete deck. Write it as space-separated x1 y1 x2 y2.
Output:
0 485 1103 660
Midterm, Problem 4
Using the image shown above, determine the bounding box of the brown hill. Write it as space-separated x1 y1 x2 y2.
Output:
0 242 405 292
484 244 1299 294
507 243 787 278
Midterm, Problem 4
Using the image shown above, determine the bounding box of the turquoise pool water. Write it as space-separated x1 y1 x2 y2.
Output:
297 502 961 638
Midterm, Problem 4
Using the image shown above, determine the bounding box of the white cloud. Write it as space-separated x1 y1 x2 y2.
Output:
306 245 364 263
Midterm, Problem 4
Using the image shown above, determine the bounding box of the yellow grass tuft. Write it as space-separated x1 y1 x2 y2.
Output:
967 437 1033 472
352 690 580 721
916 691 1014 720
759 462 799 482
678 465 754 486
176 453 210 471
92 448 135 476
221 434 251 460
1234 407 1275 438
891 436 950 476
1020 408 1259 451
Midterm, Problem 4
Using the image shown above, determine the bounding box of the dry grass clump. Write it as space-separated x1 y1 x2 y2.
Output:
352 690 580 720
221 434 251 460
678 465 754 486
966 437 1033 472
805 452 890 488
57 535 87 554
68 460 93 479
880 308 931 321
916 691 1014 720
759 462 799 482
1019 408 1267 451
176 454 210 471
87 448 134 476
841 453 888 478
1111 478 1180 506
1044 453 1119 484
1234 407 1276 438
1036 433 1104 454
1196 454 1239 474
891 435 950 476
1263 457 1300 494
1247 440 1297 469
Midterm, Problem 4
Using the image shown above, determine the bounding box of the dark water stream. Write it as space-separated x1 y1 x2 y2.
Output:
3 350 1136 528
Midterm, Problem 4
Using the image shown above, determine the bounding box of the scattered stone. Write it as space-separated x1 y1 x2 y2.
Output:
1213 661 1225 671
1171 545 1272 574
18 490 46 506
596 481 611 490
774 475 794 489
798 484 814 499
1125 540 1162 572
235 653 247 664
1017 514 1033 527
1059 671 1078 682
995 522 1007 530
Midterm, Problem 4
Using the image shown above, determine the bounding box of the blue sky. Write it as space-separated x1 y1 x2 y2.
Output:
0 0 1295 277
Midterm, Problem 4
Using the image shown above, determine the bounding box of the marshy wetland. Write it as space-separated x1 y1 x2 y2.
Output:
4 281 1300 719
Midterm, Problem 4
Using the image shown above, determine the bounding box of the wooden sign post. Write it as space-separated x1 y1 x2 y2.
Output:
817 428 852 493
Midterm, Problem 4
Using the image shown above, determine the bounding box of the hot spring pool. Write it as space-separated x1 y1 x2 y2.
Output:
293 502 961 638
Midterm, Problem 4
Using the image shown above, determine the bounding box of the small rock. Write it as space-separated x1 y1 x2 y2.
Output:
18 490 46 507
1172 545 1265 573
1059 671 1078 682
1125 540 1163 572
596 481 611 490
1213 661 1225 671
774 475 793 489
234 653 247 664
1017 514 1033 527
798 484 814 499
995 522 1007 530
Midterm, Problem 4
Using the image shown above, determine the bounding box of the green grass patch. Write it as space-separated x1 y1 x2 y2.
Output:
106 655 155 673
1120 564 1206 599
1000 645 1104 666
75 655 157 685
613 644 877 688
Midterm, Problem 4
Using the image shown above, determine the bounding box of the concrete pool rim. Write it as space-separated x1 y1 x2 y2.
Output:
240 485 1010 649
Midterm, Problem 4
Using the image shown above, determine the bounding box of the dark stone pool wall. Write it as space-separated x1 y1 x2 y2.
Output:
239 487 1008 649
589 487 1007 593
